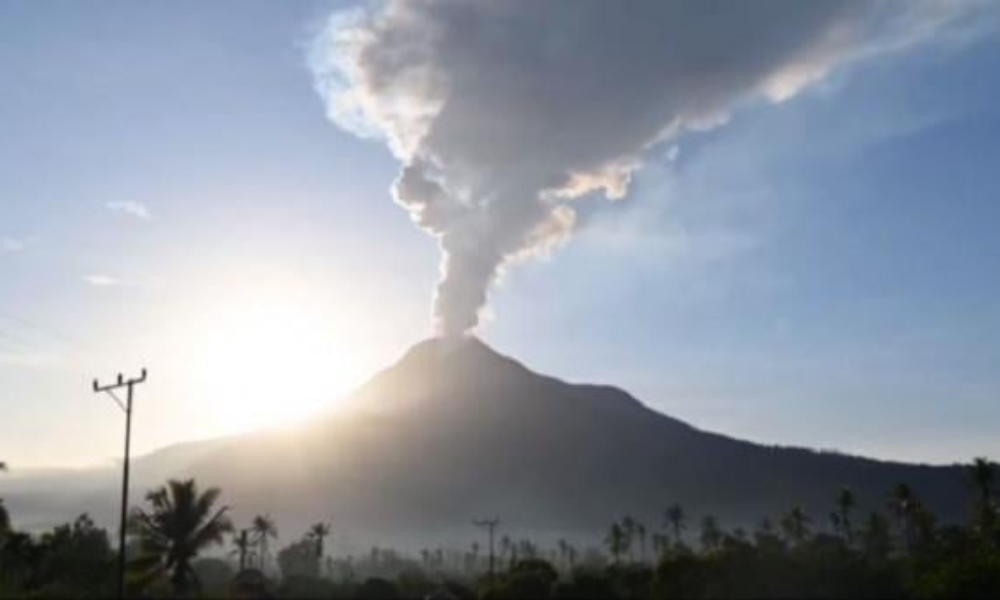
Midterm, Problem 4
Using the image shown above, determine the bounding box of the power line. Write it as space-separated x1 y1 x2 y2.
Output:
0 310 82 350
0 309 116 367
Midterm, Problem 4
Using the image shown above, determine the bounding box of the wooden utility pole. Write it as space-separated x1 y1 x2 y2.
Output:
94 369 147 600
473 518 500 587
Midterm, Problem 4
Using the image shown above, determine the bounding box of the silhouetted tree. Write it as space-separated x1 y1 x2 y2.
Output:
861 512 893 561
128 479 233 596
252 514 278 572
277 536 320 579
699 516 723 553
0 499 9 539
606 522 627 567
500 536 514 569
635 521 648 563
556 539 572 571
665 504 686 547
308 522 332 564
621 516 638 561
232 529 253 572
832 487 857 543
887 484 920 555
780 507 811 547
0 462 7 538
968 457 999 543
651 532 670 561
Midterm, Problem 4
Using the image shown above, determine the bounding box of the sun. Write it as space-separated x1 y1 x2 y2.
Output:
195 294 358 434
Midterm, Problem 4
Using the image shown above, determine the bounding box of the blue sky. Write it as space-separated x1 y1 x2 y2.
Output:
1 1 999 467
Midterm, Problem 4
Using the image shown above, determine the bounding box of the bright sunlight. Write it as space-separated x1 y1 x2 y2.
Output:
194 294 359 433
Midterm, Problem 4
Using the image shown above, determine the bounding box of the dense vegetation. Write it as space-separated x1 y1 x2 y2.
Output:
2 458 1000 598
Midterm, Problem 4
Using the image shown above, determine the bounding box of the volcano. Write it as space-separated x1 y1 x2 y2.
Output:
6 338 969 549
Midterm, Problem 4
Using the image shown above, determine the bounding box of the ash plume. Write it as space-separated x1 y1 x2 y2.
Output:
310 0 980 337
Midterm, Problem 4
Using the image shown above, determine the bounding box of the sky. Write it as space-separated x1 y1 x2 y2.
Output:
1 1 1000 468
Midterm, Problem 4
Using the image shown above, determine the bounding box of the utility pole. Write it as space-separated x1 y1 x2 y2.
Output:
473 518 500 587
94 369 147 600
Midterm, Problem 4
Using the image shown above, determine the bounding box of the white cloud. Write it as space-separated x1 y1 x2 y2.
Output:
1 238 26 254
105 201 152 221
82 273 163 291
83 274 122 287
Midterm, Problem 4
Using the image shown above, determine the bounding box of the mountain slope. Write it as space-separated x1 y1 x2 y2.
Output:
6 337 969 548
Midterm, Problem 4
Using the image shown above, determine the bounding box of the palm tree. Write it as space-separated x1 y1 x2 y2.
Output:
129 479 233 596
780 507 811 546
232 529 253 572
620 516 637 561
699 516 723 553
635 522 648 563
251 514 278 571
557 539 571 570
968 458 998 537
309 522 332 562
665 504 686 546
862 512 892 561
470 541 480 573
0 499 9 539
835 487 857 543
605 522 627 566
518 539 538 560
651 533 670 561
969 458 997 503
500 535 513 568
887 484 918 554
0 461 8 536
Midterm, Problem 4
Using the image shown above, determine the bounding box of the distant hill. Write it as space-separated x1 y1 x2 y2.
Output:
4 337 970 550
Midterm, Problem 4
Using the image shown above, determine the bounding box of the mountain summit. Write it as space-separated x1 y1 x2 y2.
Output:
7 338 968 548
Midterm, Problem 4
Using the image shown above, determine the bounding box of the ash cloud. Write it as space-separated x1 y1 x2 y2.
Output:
310 0 980 337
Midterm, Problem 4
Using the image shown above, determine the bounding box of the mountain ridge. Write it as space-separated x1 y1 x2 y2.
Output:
4 337 970 549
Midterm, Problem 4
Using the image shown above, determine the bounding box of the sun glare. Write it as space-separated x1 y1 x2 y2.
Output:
195 295 358 434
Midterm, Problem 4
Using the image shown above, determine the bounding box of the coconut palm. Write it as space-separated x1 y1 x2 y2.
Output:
635 521 648 562
968 458 998 537
500 535 513 568
620 516 637 561
699 516 723 553
251 514 278 571
969 458 997 502
0 461 7 536
232 529 253 572
651 533 671 561
605 522 627 566
665 504 686 546
780 507 811 546
0 499 9 539
129 479 233 596
309 522 332 561
835 487 857 543
887 483 919 554
556 539 571 570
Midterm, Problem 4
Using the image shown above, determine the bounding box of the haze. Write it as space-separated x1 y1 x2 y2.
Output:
2 0 1000 471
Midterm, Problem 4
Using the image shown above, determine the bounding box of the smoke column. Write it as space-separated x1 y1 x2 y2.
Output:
310 0 979 337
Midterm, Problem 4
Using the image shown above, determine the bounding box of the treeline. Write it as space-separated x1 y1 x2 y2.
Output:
1 458 1000 598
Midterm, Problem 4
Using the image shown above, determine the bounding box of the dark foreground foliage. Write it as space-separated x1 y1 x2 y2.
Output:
2 458 1000 598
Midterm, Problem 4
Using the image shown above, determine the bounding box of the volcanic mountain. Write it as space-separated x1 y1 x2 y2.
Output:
6 337 969 549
